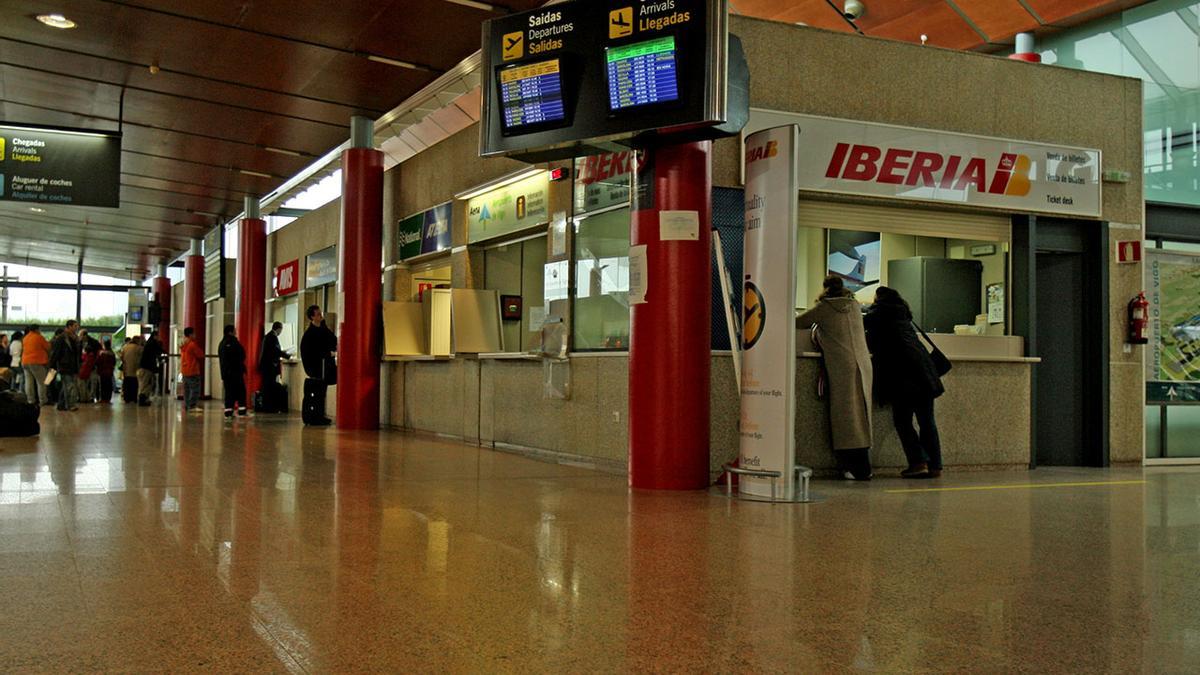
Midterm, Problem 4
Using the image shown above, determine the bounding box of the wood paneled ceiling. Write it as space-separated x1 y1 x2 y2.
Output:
0 0 1147 278
0 0 544 278
734 0 1151 50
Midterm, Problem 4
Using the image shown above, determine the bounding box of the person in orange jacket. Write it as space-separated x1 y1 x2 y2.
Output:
20 324 51 406
180 327 205 412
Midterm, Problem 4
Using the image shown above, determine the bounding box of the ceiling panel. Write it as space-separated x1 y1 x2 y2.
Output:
867 2 983 49
951 0 1040 42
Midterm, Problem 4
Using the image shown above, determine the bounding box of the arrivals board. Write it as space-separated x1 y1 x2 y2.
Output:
0 123 121 208
480 0 745 162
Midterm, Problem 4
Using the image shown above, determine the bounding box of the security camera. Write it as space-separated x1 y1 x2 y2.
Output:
843 0 865 20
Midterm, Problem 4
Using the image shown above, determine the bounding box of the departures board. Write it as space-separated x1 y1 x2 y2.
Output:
480 0 747 162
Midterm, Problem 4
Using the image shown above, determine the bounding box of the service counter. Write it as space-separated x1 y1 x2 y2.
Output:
389 335 1038 476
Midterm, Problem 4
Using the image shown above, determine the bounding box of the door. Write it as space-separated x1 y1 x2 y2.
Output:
1035 252 1087 465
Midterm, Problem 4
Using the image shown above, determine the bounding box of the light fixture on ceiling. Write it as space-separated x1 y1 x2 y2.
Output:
920 34 929 45
239 169 274 179
442 0 497 11
190 210 221 218
36 13 76 29
29 206 47 213
843 0 865 21
366 54 421 70
263 146 303 157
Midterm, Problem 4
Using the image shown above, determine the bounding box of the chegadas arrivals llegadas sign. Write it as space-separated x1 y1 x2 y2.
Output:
746 111 1102 218
739 125 799 500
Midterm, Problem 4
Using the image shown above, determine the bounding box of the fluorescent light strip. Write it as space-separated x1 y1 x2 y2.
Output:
263 146 303 157
443 0 497 10
0 124 115 138
367 54 421 70
239 169 274 178
455 168 545 200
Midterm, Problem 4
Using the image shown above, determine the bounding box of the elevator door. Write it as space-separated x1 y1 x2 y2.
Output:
1035 252 1087 466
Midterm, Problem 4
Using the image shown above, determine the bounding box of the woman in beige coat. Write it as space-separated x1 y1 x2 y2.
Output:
797 276 874 480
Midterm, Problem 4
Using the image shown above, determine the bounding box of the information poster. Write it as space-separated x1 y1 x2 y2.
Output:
467 172 549 243
306 246 337 288
1146 249 1200 402
740 125 799 500
0 123 121 208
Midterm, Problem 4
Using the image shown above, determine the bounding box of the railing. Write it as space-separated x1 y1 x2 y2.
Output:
720 463 814 503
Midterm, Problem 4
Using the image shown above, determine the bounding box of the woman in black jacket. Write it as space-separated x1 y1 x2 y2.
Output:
864 287 945 478
217 325 248 418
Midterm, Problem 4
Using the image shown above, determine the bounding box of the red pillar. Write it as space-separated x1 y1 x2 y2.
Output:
335 147 384 430
183 251 206 387
628 141 712 490
152 275 170 348
235 217 267 398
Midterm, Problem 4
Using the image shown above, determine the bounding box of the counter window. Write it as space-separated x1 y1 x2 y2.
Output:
572 206 631 350
484 238 547 352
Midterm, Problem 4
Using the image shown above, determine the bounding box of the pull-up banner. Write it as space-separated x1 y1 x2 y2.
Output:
0 123 121 208
739 125 799 499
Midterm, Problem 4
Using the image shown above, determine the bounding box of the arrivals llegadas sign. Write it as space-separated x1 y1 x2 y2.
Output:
0 123 121 208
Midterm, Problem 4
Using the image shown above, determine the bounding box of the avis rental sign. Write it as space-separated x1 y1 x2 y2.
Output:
744 111 1102 218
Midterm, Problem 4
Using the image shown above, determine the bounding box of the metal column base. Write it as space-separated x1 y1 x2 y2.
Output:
712 464 821 504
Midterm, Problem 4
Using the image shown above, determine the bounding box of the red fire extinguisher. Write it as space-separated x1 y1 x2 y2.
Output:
1128 291 1149 344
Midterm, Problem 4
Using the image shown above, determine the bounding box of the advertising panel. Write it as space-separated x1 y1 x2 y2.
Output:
273 259 300 297
421 202 453 255
203 226 224 302
0 123 121 208
305 246 337 288
467 173 549 243
574 151 635 213
1146 249 1200 402
743 111 1102 219
739 125 799 499
398 213 423 260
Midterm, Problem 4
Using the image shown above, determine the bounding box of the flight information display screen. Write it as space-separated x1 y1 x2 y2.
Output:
498 60 566 131
606 36 681 111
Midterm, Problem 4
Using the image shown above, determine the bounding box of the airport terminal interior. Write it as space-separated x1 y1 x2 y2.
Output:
1 0 1199 671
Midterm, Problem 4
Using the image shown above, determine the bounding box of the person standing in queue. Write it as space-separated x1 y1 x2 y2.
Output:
299 305 336 426
49 320 81 412
180 327 205 413
796 276 874 481
258 321 290 412
96 340 117 404
138 332 164 406
8 331 23 393
21 325 51 407
120 337 143 403
217 324 249 419
864 286 945 479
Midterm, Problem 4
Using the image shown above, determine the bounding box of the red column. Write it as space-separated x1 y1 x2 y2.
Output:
235 217 267 398
628 141 712 490
335 147 384 430
152 275 170 348
183 252 206 387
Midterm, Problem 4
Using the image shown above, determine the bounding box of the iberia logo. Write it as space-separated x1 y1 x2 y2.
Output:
746 141 778 164
824 143 1032 196
743 281 766 350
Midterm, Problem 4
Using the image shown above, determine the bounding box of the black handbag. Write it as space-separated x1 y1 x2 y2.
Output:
912 322 952 377
322 356 338 385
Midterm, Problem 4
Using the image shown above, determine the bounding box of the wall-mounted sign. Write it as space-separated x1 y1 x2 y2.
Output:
467 173 550 243
398 202 454 260
480 0 745 161
743 111 1103 219
574 151 636 213
305 246 337 288
0 123 121 208
273 259 300 297
1117 240 1142 264
203 226 224 302
1146 250 1200 403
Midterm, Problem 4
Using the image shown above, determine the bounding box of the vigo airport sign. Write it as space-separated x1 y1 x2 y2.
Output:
0 123 121 208
745 111 1102 218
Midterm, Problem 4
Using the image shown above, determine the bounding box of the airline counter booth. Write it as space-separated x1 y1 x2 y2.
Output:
278 18 1143 475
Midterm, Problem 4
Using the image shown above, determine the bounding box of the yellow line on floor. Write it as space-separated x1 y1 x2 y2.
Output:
886 479 1146 494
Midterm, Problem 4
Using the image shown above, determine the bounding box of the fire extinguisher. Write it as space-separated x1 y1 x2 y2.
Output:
1128 291 1149 344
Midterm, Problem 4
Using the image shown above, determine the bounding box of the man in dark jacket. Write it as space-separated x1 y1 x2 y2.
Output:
48 320 81 412
299 305 336 426
258 321 290 412
138 333 164 406
217 324 248 418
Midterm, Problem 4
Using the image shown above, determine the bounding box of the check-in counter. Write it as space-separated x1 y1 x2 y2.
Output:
753 331 1040 474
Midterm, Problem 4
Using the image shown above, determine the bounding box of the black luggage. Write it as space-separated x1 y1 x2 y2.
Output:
254 383 288 413
122 376 138 403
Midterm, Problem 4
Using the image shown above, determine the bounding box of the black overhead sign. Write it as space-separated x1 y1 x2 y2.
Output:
480 0 747 162
0 123 121 208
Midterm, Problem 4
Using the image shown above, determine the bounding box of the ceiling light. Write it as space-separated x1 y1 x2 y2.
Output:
36 13 76 29
367 54 421 70
442 0 497 10
29 207 47 213
455 168 546 200
263 146 303 157
239 169 274 179
191 210 220 218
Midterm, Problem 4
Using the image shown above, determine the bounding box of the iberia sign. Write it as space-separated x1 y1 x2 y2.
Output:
744 111 1102 218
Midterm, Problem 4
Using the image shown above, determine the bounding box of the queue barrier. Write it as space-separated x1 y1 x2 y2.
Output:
719 463 816 504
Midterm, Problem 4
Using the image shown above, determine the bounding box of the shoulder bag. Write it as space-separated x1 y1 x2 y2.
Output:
912 322 952 377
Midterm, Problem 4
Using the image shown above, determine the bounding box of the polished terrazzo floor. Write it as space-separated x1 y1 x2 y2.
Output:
0 402 1197 673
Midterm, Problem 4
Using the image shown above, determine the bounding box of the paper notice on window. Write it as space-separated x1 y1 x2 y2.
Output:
550 211 568 258
659 210 700 241
629 244 648 305
529 306 547 333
